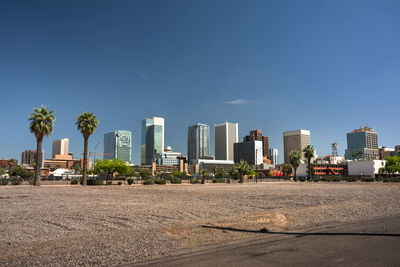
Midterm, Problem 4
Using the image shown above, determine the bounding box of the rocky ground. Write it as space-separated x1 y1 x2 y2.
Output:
0 182 399 266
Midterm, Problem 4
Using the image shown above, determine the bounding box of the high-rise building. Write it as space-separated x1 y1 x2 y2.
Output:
345 127 379 160
234 140 263 165
243 129 270 163
141 117 164 165
104 130 132 163
187 123 210 163
52 138 69 158
214 122 238 161
21 150 36 165
283 129 310 164
269 148 279 166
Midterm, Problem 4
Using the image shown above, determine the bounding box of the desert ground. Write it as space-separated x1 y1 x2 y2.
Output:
1 182 399 266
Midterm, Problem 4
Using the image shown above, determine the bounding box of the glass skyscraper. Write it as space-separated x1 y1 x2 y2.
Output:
187 123 210 163
141 117 164 165
104 130 132 163
345 127 379 160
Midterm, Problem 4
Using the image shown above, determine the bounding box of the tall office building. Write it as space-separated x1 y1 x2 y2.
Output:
104 130 132 163
234 140 263 165
269 148 279 166
243 129 269 163
345 127 379 160
52 138 69 158
283 129 310 164
188 123 210 163
214 122 238 161
21 150 36 165
141 117 165 165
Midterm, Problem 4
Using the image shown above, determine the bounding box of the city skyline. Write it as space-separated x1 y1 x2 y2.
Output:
0 1 399 164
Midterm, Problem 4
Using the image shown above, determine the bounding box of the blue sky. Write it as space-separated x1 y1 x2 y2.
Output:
0 0 399 164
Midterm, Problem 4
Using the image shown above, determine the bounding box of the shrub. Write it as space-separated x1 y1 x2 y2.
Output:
170 177 182 184
143 178 154 185
299 177 306 182
346 176 358 182
155 178 166 185
0 178 9 186
10 177 23 185
361 177 375 182
212 178 224 183
390 177 400 183
127 178 134 185
71 179 79 185
190 178 201 184
170 171 183 178
87 179 104 185
106 181 112 185
312 177 320 182
118 182 122 185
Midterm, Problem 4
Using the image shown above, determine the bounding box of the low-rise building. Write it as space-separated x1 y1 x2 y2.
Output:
297 163 348 177
379 147 395 160
154 146 183 166
347 160 386 177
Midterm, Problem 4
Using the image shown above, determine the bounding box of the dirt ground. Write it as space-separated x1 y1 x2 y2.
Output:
0 182 399 266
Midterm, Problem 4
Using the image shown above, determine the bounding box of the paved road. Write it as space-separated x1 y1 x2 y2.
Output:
133 216 400 266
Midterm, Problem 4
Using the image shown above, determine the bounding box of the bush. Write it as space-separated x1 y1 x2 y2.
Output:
390 177 400 183
155 178 166 185
0 178 9 186
170 171 183 178
190 178 201 184
170 177 182 184
212 178 224 183
118 182 122 185
127 178 134 185
87 179 104 185
383 178 389 183
346 176 358 182
312 177 320 182
71 179 79 184
143 178 154 185
326 176 342 182
10 177 23 185
106 181 113 185
361 177 375 182
299 177 306 182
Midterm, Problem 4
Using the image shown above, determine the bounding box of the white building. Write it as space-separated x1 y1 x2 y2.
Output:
52 138 69 158
154 146 183 166
348 160 386 177
214 122 238 161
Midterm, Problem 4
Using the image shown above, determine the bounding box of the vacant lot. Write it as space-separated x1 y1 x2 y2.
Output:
1 182 399 266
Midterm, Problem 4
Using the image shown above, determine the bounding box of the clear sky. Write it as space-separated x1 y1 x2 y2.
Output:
0 0 399 164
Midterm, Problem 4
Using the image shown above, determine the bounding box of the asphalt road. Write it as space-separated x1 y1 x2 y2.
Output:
133 216 400 267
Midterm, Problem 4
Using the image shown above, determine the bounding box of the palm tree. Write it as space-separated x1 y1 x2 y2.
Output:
29 106 55 186
235 159 251 183
8 158 17 169
303 145 315 181
76 112 99 186
200 168 210 184
289 150 302 182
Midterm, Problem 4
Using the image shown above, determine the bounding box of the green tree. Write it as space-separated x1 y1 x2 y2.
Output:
385 156 400 176
76 112 99 186
9 166 32 179
234 159 252 183
94 158 130 182
139 169 151 179
72 164 81 174
29 106 55 186
289 150 302 182
8 158 17 169
200 168 210 184
281 163 292 177
303 145 315 181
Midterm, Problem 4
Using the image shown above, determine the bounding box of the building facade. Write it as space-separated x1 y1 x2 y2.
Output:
283 129 310 164
269 148 279 166
234 140 263 165
104 130 132 163
243 129 269 163
21 150 36 165
187 123 210 163
214 122 238 161
154 146 183 166
52 138 69 158
345 127 379 160
141 117 164 165
379 147 395 160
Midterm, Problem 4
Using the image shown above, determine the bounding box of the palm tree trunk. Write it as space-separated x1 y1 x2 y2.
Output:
201 176 205 184
294 168 297 182
82 137 88 186
34 138 43 186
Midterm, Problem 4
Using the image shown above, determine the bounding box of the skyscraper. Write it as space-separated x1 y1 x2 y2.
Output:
214 122 238 161
269 148 279 166
52 138 69 158
188 123 210 163
243 129 270 163
21 150 36 165
104 130 132 163
141 117 164 165
234 140 263 165
283 129 310 164
345 127 379 160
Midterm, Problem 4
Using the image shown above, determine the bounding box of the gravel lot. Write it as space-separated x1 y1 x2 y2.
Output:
1 182 399 266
